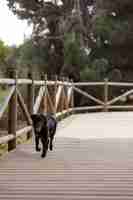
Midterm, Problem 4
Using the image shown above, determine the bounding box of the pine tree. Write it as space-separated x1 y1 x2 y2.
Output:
92 0 133 81
5 0 94 80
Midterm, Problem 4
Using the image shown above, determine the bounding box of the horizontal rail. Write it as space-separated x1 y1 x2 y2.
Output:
0 79 15 85
0 79 72 86
108 82 133 87
16 126 32 137
55 109 73 120
1 78 133 87
0 135 14 145
73 106 103 111
0 126 32 145
73 82 104 86
108 105 133 109
18 79 32 84
74 81 133 87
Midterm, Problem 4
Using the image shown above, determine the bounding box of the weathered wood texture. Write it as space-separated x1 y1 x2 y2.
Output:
0 75 74 148
1 113 133 199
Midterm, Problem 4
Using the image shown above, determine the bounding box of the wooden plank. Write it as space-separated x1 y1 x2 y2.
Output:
108 105 133 109
0 126 32 144
108 82 133 87
27 73 34 115
55 109 73 119
73 82 104 86
47 88 55 113
0 86 15 119
33 86 46 114
73 87 104 105
73 81 133 87
55 85 63 111
62 86 69 111
67 87 73 105
1 79 133 87
103 78 109 112
8 72 17 151
17 79 32 85
34 80 55 86
1 113 133 200
73 106 103 111
0 78 15 85
16 126 32 137
0 135 14 144
107 89 133 105
17 89 32 125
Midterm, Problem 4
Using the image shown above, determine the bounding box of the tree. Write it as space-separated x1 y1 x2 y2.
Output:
18 39 49 76
5 0 94 80
0 40 10 74
91 0 133 81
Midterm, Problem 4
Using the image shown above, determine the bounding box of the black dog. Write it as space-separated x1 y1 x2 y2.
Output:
31 113 57 158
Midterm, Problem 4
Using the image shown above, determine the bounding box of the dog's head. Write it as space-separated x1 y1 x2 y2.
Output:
31 114 47 133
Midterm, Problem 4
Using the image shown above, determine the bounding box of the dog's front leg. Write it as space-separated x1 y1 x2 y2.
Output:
35 136 41 152
41 138 49 158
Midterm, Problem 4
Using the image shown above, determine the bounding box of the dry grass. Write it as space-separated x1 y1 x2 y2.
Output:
0 134 32 157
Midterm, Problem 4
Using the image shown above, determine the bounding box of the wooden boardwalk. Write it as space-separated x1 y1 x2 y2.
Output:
1 112 133 199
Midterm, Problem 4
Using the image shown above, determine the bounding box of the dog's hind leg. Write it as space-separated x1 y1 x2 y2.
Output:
35 136 41 152
49 129 56 151
49 136 53 151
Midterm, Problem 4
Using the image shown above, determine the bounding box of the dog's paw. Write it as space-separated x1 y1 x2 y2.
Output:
41 153 46 158
41 150 47 158
36 148 41 152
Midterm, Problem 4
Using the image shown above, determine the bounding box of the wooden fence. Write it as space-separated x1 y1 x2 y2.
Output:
73 79 133 112
1 72 133 152
0 72 74 151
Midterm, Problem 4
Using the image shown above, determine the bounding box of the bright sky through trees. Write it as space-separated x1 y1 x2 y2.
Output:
0 1 32 46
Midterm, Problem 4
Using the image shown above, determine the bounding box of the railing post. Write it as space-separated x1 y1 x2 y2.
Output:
54 75 58 114
103 78 109 112
62 77 66 111
44 74 48 113
70 79 74 111
27 72 34 139
65 77 71 116
64 77 69 112
8 69 17 151
61 76 64 113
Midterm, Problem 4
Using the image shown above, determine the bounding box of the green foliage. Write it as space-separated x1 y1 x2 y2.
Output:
19 40 45 67
93 0 133 79
0 87 10 105
64 33 89 68
94 15 129 43
15 39 49 76
80 58 109 81
0 40 10 73
0 40 9 62
0 144 7 156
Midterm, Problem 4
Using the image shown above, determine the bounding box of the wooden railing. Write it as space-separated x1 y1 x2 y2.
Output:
73 79 133 112
0 72 74 151
1 73 133 152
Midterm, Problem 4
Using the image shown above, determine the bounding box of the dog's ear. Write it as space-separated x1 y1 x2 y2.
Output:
31 114 37 122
